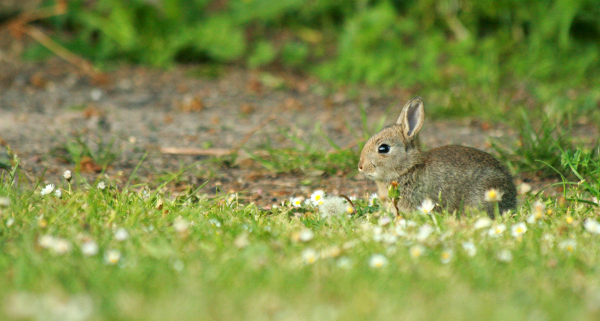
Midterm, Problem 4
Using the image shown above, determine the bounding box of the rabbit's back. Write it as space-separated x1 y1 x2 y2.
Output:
417 145 516 216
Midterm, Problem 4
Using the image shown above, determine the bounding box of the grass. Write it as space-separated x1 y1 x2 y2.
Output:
490 109 576 178
1 149 600 320
50 133 119 172
244 126 360 175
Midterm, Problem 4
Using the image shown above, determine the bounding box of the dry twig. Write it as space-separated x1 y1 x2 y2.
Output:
160 116 277 156
1 0 102 79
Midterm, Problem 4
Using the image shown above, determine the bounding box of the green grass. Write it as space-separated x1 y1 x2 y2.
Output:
490 109 576 178
22 0 600 122
1 152 600 320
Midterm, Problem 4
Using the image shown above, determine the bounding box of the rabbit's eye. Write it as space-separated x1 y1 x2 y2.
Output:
378 144 390 154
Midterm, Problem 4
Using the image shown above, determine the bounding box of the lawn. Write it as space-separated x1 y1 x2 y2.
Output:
1 151 600 320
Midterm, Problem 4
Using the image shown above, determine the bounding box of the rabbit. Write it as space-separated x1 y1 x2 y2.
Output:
358 97 516 218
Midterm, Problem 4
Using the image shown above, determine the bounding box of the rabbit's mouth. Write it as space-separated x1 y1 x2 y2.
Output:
360 169 379 180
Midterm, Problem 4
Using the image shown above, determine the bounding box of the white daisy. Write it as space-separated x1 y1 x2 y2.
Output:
290 197 303 208
488 224 506 237
409 244 426 258
511 222 528 238
484 188 503 202
558 239 576 253
417 198 435 215
532 200 546 216
114 228 129 241
226 193 237 204
38 235 56 248
81 240 99 256
416 224 434 242
310 190 326 206
63 170 72 182
369 254 388 268
368 193 378 206
496 249 513 262
302 248 319 264
97 182 106 190
337 257 352 269
173 217 189 233
462 241 477 257
473 217 493 230
440 248 453 264
518 183 532 195
584 219 600 234
104 249 121 265
299 229 314 242
40 184 55 196
51 238 71 255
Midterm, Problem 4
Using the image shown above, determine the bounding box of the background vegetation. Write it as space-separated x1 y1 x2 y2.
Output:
25 0 599 118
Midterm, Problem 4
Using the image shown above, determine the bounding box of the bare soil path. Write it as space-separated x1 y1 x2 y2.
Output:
0 53 568 207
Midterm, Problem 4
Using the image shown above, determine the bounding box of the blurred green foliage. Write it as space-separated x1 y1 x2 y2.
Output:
31 0 600 115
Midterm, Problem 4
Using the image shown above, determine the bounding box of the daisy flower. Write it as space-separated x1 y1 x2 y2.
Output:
558 239 576 253
226 193 237 204
496 249 513 262
234 233 249 249
345 204 354 214
584 219 600 234
440 248 453 264
290 197 303 208
104 249 121 265
484 188 503 202
97 182 106 190
310 190 326 206
511 222 527 238
51 238 72 255
40 184 55 196
417 198 435 215
518 183 532 195
473 217 493 230
63 170 72 182
462 241 477 257
114 228 129 241
487 224 506 237
337 257 352 269
38 235 56 248
81 240 99 256
416 224 434 242
299 229 314 242
368 193 378 206
173 217 189 233
410 244 426 258
526 213 539 224
369 254 388 268
302 248 319 264
54 188 62 199
532 200 546 216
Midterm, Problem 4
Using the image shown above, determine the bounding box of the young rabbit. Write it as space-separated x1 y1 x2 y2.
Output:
358 97 516 217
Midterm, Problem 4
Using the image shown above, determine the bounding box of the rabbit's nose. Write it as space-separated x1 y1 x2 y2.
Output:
358 162 364 172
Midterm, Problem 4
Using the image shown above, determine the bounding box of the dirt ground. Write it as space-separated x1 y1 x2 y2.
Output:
0 37 584 207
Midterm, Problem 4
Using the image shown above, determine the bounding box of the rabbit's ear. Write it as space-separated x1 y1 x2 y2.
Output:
396 97 424 139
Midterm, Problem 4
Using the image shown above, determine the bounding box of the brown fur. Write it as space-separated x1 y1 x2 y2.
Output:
358 98 516 217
